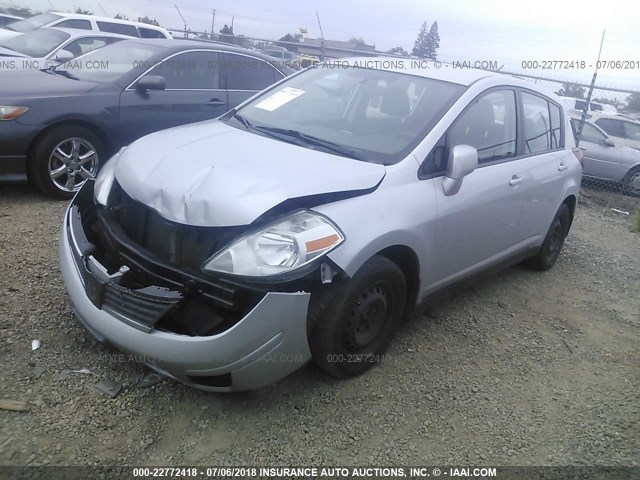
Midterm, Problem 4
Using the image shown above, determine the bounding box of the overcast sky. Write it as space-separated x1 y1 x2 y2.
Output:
5 0 640 89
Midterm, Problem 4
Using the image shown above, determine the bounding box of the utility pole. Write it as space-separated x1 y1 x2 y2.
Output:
174 4 187 38
210 10 215 39
231 16 234 33
316 11 325 61
576 29 607 143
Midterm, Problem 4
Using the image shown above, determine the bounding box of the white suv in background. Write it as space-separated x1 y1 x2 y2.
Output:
0 12 171 41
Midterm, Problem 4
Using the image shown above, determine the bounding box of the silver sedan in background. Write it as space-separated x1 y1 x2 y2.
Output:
571 117 640 195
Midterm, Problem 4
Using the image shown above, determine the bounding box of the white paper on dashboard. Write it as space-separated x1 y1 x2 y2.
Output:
254 87 306 111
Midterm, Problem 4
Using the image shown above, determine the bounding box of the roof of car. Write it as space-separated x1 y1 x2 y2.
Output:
335 57 501 86
52 12 168 31
588 112 640 123
114 38 296 72
46 27 134 40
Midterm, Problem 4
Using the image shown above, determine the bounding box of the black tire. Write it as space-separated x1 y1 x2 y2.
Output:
525 204 571 271
621 166 640 197
308 255 407 379
29 125 105 199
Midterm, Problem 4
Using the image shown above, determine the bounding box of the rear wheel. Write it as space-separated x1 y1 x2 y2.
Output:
525 204 571 271
29 125 104 199
308 256 407 379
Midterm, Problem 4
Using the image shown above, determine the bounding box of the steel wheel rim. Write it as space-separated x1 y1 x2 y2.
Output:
344 283 391 352
48 137 99 193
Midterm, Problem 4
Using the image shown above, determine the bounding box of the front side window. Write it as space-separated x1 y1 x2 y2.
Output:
448 90 517 163
144 51 221 90
97 21 139 37
576 121 607 144
55 19 92 30
595 118 624 137
3 12 61 32
522 92 552 153
0 28 69 57
224 53 281 90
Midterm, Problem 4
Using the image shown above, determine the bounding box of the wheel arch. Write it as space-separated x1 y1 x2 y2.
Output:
374 245 421 321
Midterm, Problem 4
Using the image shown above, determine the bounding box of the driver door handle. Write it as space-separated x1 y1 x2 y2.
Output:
207 98 226 107
509 175 524 187
558 162 568 171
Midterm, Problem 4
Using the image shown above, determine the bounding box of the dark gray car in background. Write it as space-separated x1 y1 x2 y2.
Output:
0 39 292 198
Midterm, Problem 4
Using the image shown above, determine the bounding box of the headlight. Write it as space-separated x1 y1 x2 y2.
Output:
94 147 125 206
0 106 29 120
202 211 344 277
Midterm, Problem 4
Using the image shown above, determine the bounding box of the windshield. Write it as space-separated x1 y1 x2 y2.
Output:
57 41 166 83
4 13 62 33
229 65 465 164
0 28 69 57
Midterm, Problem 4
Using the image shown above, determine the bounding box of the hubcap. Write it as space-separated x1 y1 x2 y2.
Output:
48 138 99 193
629 172 640 194
344 284 390 352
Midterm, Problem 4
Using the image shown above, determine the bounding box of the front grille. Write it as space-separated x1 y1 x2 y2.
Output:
69 182 265 336
107 181 245 271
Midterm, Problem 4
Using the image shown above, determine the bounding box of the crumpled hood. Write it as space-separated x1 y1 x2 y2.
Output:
115 120 386 227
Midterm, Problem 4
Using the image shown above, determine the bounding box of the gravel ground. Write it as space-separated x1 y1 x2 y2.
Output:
0 184 638 467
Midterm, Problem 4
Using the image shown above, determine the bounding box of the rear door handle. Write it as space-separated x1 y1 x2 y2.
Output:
207 98 226 107
509 175 524 187
558 162 568 171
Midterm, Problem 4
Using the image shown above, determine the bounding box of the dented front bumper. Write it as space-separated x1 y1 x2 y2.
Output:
59 191 312 392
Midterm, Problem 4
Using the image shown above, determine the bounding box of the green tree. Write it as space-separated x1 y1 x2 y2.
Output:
114 13 129 20
557 83 586 99
219 24 234 43
426 22 440 60
276 33 302 52
137 16 160 26
349 37 367 48
626 93 640 112
412 21 439 60
75 8 93 15
387 46 409 56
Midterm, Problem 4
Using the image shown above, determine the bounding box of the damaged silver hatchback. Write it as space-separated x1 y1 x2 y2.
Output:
59 60 583 391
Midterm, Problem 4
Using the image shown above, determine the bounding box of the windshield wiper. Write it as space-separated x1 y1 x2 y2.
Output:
250 126 363 160
233 112 252 129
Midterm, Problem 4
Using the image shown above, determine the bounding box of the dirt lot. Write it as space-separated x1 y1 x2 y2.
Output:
0 184 638 467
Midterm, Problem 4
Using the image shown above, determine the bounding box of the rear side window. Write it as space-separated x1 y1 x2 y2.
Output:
595 118 624 137
224 53 281 90
55 19 92 30
549 102 562 148
522 92 553 153
97 21 139 37
448 90 517 163
139 28 165 39
623 120 640 140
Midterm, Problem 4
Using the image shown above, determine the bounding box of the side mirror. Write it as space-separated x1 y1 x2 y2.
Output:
53 49 74 62
442 144 478 196
604 138 615 147
135 75 166 93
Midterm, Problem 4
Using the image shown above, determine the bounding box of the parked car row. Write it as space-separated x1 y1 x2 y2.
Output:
0 38 293 197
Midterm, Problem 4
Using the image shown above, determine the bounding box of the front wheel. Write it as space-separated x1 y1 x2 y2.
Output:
29 125 104 199
525 204 571 271
308 255 407 379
